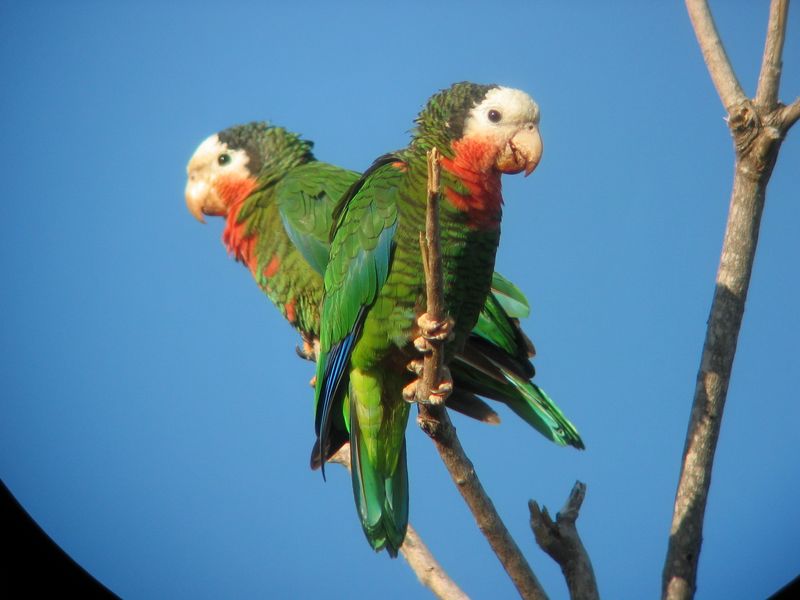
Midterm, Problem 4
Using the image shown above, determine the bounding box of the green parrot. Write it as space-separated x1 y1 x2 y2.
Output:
314 82 564 555
185 122 582 456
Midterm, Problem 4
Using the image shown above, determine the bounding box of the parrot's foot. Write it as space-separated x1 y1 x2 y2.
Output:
295 344 314 361
402 366 453 405
413 314 455 353
309 375 317 388
406 358 424 376
295 337 318 362
294 334 319 362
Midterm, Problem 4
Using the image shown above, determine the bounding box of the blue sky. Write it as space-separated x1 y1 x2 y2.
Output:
1 1 798 598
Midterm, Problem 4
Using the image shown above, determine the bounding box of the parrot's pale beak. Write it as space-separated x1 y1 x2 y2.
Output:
497 125 543 176
185 176 208 223
185 173 228 223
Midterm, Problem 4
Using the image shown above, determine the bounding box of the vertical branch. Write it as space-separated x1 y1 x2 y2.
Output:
685 0 747 110
755 0 789 109
417 147 447 405
664 2 798 599
416 149 549 600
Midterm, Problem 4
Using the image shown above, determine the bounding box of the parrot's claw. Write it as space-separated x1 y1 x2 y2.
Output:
413 335 433 354
402 380 419 403
417 313 455 342
406 358 425 375
402 366 453 405
295 344 314 361
295 337 318 362
309 375 317 388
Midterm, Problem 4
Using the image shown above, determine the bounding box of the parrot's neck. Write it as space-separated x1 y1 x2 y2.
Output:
221 179 261 274
220 182 314 335
438 137 503 230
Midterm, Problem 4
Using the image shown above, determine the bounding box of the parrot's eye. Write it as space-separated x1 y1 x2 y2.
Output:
488 109 502 123
218 153 231 166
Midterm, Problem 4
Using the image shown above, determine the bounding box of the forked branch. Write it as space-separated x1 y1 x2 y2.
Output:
530 482 599 600
664 2 798 599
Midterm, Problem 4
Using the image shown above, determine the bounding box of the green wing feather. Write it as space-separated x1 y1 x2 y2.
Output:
314 159 400 454
276 162 360 275
314 159 410 555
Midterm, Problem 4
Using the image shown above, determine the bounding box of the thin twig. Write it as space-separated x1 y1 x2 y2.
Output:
328 445 468 600
416 149 548 600
416 147 447 406
755 0 789 109
664 2 798 599
685 0 747 110
779 98 800 128
529 482 599 600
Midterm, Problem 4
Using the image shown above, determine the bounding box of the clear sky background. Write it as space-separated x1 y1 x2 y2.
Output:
2 2 798 598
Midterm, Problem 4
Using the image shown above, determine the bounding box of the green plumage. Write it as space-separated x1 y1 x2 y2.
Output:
190 117 583 553
218 124 359 341
314 83 558 555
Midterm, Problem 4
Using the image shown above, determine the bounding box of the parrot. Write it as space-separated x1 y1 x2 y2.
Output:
185 122 582 455
313 82 562 555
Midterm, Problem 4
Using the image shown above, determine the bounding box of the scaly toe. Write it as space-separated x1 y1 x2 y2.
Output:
427 367 453 404
402 380 419 403
406 358 425 375
413 336 433 354
417 313 455 342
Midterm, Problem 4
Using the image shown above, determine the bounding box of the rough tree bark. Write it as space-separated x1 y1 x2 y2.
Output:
663 2 799 598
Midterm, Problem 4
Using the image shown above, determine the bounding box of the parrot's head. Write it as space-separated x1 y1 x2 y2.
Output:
185 122 314 222
414 82 542 176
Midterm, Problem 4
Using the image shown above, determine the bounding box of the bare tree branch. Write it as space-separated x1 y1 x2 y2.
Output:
418 404 547 600
416 147 448 406
779 97 800 128
401 526 469 600
685 0 747 110
530 482 599 600
328 446 468 600
755 0 789 109
664 3 799 599
416 149 548 600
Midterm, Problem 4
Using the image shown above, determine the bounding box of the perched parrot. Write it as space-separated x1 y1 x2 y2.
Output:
185 123 493 422
314 82 563 555
185 122 582 455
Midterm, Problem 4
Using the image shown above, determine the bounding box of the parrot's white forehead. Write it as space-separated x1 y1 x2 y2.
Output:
187 134 223 173
186 133 250 176
462 86 539 138
196 134 223 156
478 87 539 123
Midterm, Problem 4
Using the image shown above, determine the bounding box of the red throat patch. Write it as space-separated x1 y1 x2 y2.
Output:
439 136 503 229
219 175 259 271
263 255 281 278
285 298 297 324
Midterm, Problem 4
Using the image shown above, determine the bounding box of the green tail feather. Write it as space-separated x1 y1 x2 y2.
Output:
349 399 408 556
450 354 584 449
